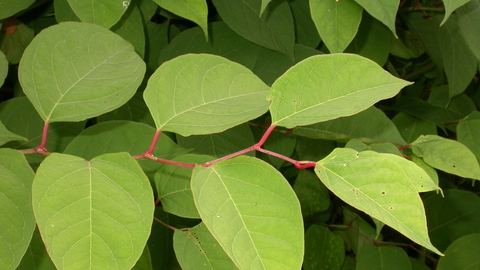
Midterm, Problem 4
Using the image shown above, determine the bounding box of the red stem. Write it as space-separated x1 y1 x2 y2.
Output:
146 129 162 154
257 148 316 169
398 145 411 151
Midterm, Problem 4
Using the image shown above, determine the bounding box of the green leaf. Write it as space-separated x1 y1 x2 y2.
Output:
410 135 480 180
66 0 130 28
316 148 442 255
32 152 154 270
111 4 145 58
390 28 426 59
0 149 35 270
441 0 470 26
136 0 159 24
260 0 273 16
0 22 35 64
293 107 407 145
0 120 27 146
436 15 478 97
96 93 155 127
344 13 392 66
457 0 480 61
173 222 238 269
153 0 208 40
211 0 295 60
191 156 304 269
356 245 412 270
267 54 411 128
293 170 330 219
353 0 398 37
290 0 321 48
0 0 35 20
16 227 56 270
145 21 169 72
424 189 480 251
263 128 297 168
457 113 480 161
310 0 362 53
18 22 146 123
144 54 270 136
63 120 188 180
304 225 344 270
54 0 80 23
0 50 7 87
176 124 255 158
155 154 213 219
392 112 437 143
132 246 153 270
437 233 480 270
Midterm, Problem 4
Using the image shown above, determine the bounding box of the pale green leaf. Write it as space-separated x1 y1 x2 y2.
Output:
267 54 411 129
0 50 7 87
155 154 213 219
0 0 34 20
66 0 130 28
0 149 35 270
111 4 145 58
211 0 295 60
457 0 480 61
63 120 188 180
191 156 304 269
293 170 330 218
32 152 154 270
356 245 412 270
290 0 321 48
293 107 407 145
392 112 437 143
18 22 146 123
310 0 363 53
0 120 27 146
457 114 480 161
144 54 270 136
353 0 398 37
304 225 344 270
153 0 208 40
16 227 56 270
344 13 392 66
437 233 480 270
441 0 470 26
411 135 480 180
176 124 255 158
0 22 35 64
173 222 238 269
316 148 442 255
436 15 478 97
410 156 439 187
424 189 480 251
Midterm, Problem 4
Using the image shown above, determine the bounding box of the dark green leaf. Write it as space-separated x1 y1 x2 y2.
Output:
290 0 321 48
293 107 407 145
304 225 345 270
0 120 27 146
153 0 208 40
392 112 437 143
356 245 412 270
0 50 7 87
293 170 330 218
441 0 470 25
19 22 146 122
390 28 426 59
437 233 480 270
457 0 480 61
111 4 145 58
0 22 34 64
32 152 154 269
176 124 255 158
0 0 35 20
191 156 304 269
0 149 35 270
457 112 480 161
54 0 80 23
424 189 480 251
211 0 295 60
16 227 56 270
132 246 153 270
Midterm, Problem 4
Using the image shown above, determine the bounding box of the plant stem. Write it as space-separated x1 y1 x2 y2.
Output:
146 129 162 155
257 148 316 169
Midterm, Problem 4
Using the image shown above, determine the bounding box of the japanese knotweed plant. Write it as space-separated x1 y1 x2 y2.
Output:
3 6 480 266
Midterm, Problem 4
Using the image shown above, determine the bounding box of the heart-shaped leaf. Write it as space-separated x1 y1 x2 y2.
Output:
315 148 442 255
191 156 304 269
19 22 146 123
32 152 154 270
67 0 130 29
144 54 270 136
267 53 411 128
